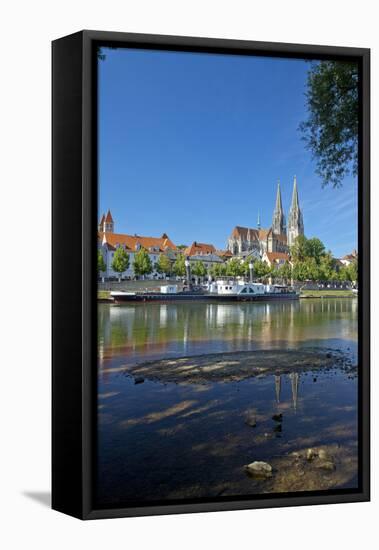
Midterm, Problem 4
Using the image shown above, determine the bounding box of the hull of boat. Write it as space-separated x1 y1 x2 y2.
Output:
110 292 299 304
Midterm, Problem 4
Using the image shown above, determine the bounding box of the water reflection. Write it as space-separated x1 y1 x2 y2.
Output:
98 299 358 370
97 299 358 504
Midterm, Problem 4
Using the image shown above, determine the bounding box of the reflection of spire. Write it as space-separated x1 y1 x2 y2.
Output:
289 372 299 411
275 375 281 403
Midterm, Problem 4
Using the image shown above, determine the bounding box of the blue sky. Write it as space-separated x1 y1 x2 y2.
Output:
98 47 357 258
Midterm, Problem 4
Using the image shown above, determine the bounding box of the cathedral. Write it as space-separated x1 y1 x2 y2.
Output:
227 176 304 259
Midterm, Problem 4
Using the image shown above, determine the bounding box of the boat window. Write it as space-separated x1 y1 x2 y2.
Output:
241 288 247 293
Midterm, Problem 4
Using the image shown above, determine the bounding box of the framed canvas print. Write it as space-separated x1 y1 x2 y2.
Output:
52 30 370 519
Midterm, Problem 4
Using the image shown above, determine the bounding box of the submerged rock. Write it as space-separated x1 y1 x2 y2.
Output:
245 461 273 478
245 409 257 427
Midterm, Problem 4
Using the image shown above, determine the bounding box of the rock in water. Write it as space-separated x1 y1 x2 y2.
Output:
245 461 272 478
245 409 257 427
272 413 283 422
134 376 145 385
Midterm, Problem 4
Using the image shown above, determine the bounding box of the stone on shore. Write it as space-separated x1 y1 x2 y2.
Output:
245 461 273 478
316 460 336 471
306 448 317 461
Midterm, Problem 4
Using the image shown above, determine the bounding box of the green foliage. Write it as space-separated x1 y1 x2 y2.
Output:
318 252 336 281
292 261 309 282
290 235 308 262
210 263 227 277
349 259 358 282
155 254 172 275
176 244 187 250
133 248 153 277
226 258 245 277
338 259 358 283
191 261 207 278
276 261 292 282
300 61 358 187
173 254 186 277
253 260 271 280
305 237 325 263
111 246 130 278
289 235 347 283
97 249 106 273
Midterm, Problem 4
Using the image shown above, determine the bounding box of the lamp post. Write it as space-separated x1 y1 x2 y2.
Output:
185 258 193 291
249 262 254 283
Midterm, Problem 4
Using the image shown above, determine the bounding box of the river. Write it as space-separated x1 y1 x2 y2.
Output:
96 298 358 507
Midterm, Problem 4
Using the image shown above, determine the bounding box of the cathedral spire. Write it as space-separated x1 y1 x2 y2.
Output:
287 176 304 247
275 180 283 212
291 175 299 210
257 211 261 230
272 180 286 235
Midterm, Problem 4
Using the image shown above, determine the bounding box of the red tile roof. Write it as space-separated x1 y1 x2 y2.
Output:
230 226 287 244
184 242 216 256
99 232 177 253
216 249 233 258
231 226 260 240
264 252 289 264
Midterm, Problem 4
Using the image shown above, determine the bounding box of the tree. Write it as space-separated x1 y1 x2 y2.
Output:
226 258 245 277
290 235 308 262
300 61 358 187
339 260 358 284
276 261 292 284
111 246 130 282
253 260 271 280
210 263 227 278
348 259 358 283
305 237 325 263
292 261 309 282
318 252 335 281
155 254 172 276
133 248 153 278
172 254 186 277
97 250 106 281
192 261 207 282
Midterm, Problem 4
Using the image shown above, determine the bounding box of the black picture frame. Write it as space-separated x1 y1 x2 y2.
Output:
52 30 370 520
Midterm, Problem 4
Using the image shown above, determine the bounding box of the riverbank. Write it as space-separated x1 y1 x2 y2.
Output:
300 289 356 298
98 289 356 301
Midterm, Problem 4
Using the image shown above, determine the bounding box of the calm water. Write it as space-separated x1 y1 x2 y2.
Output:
97 299 358 506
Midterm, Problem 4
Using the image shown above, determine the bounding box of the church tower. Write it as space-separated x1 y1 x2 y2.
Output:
287 176 304 247
98 210 114 233
272 180 286 235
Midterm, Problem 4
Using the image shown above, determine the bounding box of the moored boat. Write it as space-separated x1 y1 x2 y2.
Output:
110 279 298 303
